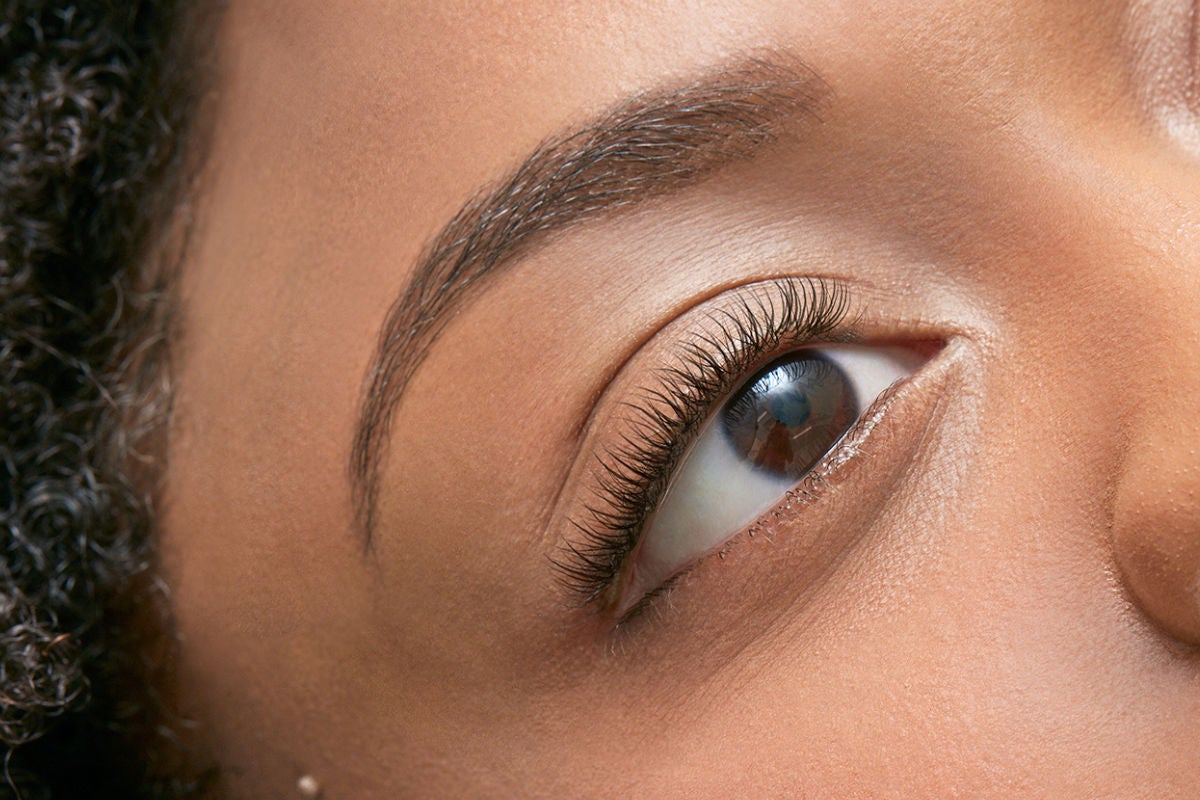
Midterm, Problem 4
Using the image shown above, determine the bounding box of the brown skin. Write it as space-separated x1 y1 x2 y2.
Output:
161 1 1200 797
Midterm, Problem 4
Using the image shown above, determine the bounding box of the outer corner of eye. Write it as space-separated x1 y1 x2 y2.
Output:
615 341 934 613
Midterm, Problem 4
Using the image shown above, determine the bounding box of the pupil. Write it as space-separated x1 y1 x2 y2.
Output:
767 387 811 427
721 354 858 480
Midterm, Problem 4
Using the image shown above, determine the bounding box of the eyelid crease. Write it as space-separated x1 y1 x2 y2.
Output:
542 275 858 548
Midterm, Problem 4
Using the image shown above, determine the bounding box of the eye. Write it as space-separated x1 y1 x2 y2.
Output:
553 278 935 623
616 345 922 616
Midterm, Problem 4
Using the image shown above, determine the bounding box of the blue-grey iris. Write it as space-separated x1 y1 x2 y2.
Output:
721 354 857 480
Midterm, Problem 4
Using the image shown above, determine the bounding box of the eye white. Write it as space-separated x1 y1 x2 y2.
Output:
623 345 922 610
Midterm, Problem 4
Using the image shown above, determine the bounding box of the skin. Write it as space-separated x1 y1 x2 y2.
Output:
160 0 1200 796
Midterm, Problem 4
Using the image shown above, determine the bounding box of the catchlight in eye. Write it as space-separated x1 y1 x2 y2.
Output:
722 355 857 480
621 345 922 615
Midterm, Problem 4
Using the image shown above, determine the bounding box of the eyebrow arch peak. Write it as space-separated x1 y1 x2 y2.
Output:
352 54 830 542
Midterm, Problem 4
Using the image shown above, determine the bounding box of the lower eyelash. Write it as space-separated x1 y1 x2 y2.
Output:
553 277 853 612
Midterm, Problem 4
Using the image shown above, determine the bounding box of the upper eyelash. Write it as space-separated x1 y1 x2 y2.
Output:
553 277 853 612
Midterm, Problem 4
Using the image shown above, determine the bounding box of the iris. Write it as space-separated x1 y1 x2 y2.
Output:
722 356 857 480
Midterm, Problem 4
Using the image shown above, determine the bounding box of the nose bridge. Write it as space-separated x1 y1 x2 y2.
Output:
1111 248 1200 645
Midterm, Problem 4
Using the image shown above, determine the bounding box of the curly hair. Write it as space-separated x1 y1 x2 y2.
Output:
1 2 216 797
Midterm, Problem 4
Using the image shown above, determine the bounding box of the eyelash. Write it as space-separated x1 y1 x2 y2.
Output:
554 277 854 616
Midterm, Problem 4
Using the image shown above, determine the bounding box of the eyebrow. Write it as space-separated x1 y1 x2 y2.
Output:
351 55 830 542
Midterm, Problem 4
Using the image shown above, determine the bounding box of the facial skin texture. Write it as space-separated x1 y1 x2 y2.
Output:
162 1 1200 797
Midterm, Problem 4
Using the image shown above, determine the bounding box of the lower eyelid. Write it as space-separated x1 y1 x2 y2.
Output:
616 348 887 607
551 274 963 630
608 337 959 635
618 356 908 618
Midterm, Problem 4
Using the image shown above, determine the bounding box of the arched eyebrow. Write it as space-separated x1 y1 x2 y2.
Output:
351 54 831 543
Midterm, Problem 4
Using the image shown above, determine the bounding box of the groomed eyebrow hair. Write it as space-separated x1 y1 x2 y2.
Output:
351 55 830 542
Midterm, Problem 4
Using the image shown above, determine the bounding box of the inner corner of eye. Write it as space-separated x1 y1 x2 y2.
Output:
620 343 925 608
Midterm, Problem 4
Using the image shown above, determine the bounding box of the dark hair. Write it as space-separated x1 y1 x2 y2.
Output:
1 2 214 797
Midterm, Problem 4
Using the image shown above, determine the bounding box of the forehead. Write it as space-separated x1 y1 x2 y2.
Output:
184 0 1134 397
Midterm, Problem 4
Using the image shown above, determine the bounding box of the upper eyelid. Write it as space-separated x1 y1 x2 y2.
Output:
593 277 853 487
553 277 858 609
580 277 856 437
610 277 854 442
549 275 859 519
565 279 834 438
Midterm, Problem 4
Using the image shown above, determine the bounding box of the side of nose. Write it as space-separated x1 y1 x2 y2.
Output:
1112 275 1200 645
